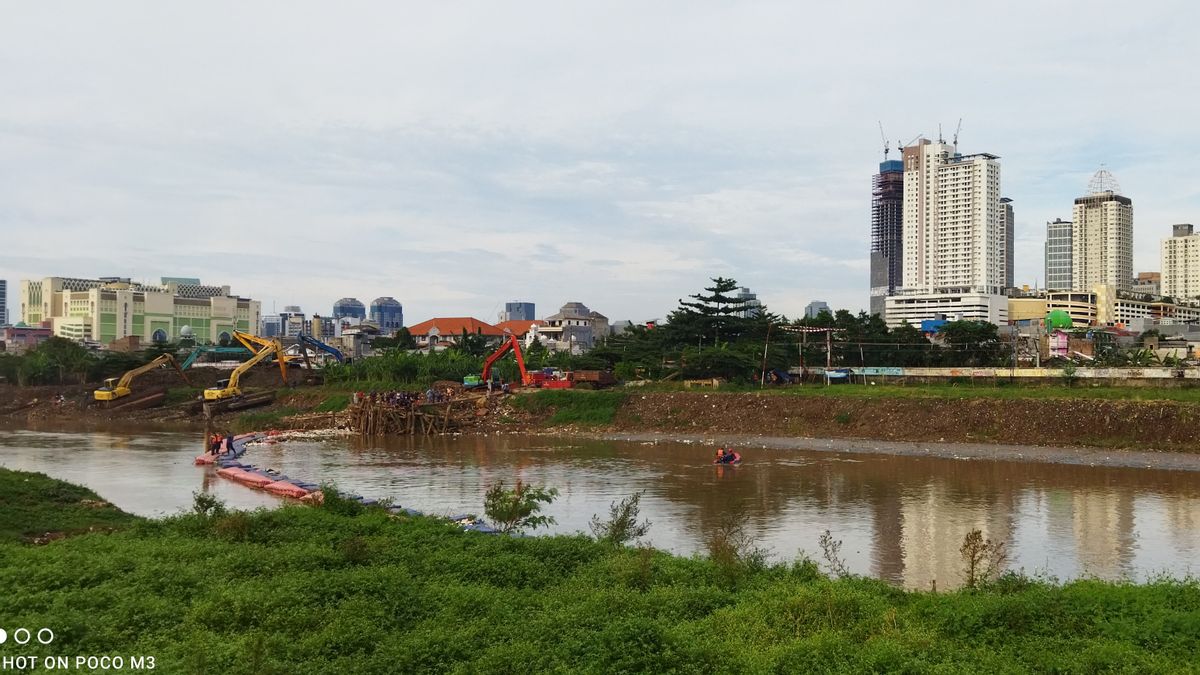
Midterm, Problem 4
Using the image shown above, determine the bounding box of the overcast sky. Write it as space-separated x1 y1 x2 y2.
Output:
2 1 1198 325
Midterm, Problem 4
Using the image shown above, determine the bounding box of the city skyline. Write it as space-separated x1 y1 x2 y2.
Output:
1 2 1198 324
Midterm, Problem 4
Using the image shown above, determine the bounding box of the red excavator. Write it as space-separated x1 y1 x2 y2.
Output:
463 334 532 390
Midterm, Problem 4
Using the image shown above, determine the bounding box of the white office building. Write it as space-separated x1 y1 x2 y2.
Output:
888 139 1007 327
1162 224 1200 301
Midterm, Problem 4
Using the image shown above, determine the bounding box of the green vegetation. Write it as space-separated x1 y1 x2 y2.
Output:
483 481 558 533
165 386 204 405
314 393 351 412
1 472 1197 672
511 390 628 425
762 382 1200 403
0 336 163 386
232 406 300 432
0 468 138 543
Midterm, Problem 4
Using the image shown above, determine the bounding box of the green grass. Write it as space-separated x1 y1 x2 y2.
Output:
232 406 300 432
0 468 139 543
1 472 1197 672
314 393 351 412
512 390 628 425
164 386 203 405
638 381 1200 403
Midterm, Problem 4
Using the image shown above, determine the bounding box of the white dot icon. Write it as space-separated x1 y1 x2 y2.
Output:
0 628 6 644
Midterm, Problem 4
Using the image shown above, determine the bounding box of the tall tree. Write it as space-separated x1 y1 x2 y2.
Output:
668 277 755 346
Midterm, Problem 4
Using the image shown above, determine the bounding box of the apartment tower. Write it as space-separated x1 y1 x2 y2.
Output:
0 279 7 326
1072 169 1133 291
1000 197 1014 289
1044 218 1073 291
885 138 1006 326
869 159 904 318
1162 224 1200 301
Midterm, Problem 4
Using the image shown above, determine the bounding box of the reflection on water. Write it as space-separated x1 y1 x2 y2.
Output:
2 429 1199 589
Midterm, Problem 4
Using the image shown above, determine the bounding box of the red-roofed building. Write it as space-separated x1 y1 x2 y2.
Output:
407 317 504 349
494 320 544 339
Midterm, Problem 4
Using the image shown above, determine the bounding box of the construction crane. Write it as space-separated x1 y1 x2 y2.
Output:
464 334 531 389
203 338 288 401
952 118 963 149
94 354 190 401
878 122 889 160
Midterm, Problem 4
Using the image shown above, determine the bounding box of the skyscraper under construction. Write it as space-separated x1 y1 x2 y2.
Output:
869 159 904 318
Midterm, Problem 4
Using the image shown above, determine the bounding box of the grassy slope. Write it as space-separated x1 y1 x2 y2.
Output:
1 471 1197 672
511 390 628 425
0 467 139 543
642 381 1200 403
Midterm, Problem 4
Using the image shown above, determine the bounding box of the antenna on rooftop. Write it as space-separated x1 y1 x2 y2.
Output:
878 121 889 160
1087 165 1122 194
938 122 944 144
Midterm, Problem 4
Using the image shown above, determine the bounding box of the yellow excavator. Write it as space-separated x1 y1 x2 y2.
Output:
203 337 288 401
94 354 190 402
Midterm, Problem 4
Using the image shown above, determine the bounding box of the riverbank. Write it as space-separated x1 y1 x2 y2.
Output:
2 468 1197 672
9 379 1200 455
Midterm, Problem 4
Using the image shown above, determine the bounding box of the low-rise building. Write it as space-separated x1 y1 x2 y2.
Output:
0 323 53 354
19 276 260 345
1006 285 1200 329
537 302 609 353
884 292 1008 328
406 317 504 350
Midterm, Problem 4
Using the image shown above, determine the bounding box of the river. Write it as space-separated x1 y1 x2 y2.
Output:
3 428 1199 589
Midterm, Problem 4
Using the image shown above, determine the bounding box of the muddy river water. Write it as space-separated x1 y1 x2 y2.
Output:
3 428 1199 589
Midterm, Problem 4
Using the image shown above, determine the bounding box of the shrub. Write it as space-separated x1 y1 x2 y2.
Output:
590 492 651 546
483 481 558 533
960 529 1008 588
192 491 227 518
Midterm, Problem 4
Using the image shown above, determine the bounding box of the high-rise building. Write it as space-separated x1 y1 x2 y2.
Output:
900 141 1004 294
369 297 404 335
261 315 282 337
870 159 904 317
1072 169 1133 291
1045 218 1073 291
502 302 536 322
1000 197 1014 289
886 138 1007 327
0 279 7 326
1162 224 1200 301
734 287 762 318
279 305 307 337
805 300 829 319
332 297 366 321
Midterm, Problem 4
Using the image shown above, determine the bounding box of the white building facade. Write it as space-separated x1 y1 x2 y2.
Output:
891 139 1006 327
1162 224 1200 301
1072 174 1133 291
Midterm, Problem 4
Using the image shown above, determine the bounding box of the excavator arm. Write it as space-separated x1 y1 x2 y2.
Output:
94 354 190 401
480 334 531 386
205 339 285 400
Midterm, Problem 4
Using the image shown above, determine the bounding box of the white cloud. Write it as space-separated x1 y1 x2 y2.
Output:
1 1 1198 323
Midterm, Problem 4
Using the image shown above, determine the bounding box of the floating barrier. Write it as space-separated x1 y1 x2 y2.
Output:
198 430 500 534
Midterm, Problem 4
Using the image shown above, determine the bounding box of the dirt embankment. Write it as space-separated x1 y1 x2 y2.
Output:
0 366 312 428
612 392 1200 452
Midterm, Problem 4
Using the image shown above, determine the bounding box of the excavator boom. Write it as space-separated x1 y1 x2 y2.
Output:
94 353 190 401
203 338 285 401
479 334 531 386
